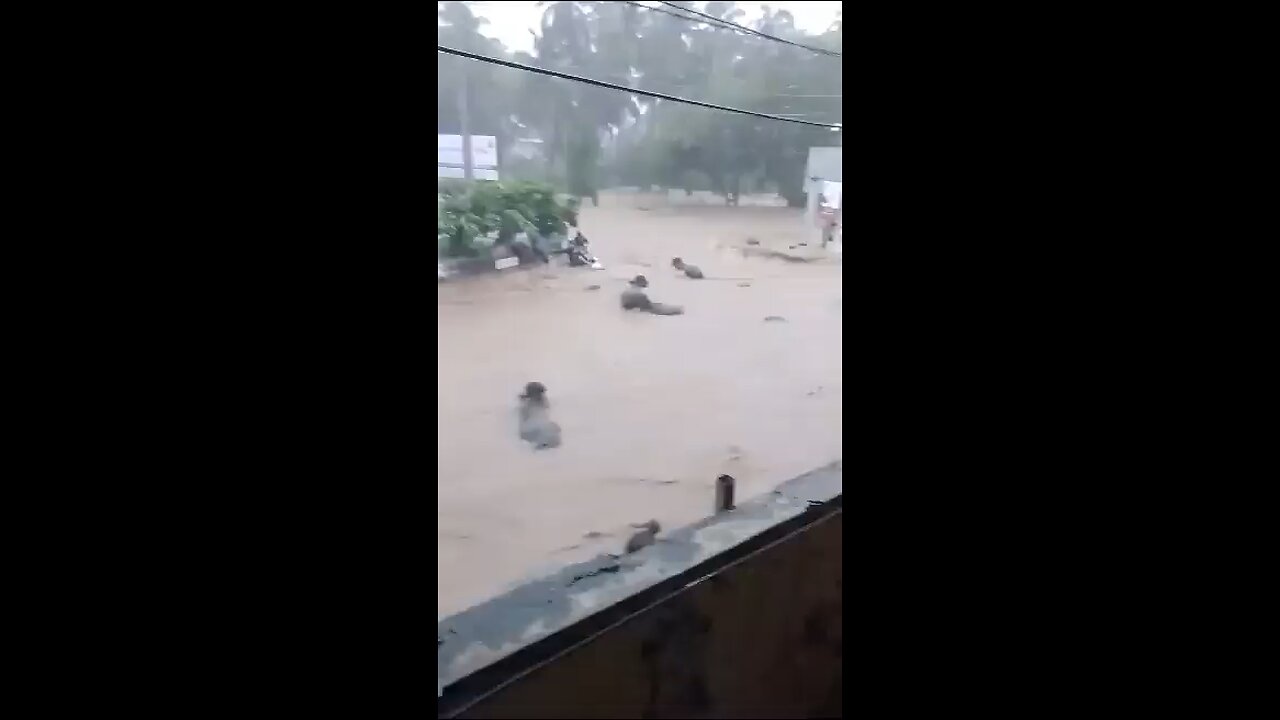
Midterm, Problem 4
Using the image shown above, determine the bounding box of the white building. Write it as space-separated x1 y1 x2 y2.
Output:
438 134 499 180
804 146 843 227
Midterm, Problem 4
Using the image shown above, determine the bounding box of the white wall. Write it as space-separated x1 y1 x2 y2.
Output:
804 147 843 226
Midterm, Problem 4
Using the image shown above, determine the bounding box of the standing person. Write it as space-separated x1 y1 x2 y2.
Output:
818 181 842 249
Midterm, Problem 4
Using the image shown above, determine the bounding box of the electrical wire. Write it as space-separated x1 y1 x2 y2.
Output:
438 44 841 130
649 1 841 58
621 1 689 24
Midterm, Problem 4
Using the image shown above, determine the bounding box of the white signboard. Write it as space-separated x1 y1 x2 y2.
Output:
804 147 843 191
819 181 842 210
437 166 499 181
438 135 498 169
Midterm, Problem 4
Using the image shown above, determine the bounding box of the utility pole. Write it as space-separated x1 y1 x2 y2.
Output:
458 61 473 180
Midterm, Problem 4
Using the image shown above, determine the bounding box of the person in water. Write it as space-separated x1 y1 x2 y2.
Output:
567 230 595 267
620 275 683 315
671 257 704 279
517 381 561 449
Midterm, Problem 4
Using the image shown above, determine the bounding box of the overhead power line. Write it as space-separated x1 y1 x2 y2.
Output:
648 1 842 58
437 45 842 130
621 1 708 26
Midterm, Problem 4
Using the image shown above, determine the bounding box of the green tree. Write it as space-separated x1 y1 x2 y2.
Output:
439 1 841 206
523 2 645 202
437 2 521 145
620 2 842 204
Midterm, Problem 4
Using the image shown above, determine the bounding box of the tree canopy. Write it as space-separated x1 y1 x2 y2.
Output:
437 1 842 206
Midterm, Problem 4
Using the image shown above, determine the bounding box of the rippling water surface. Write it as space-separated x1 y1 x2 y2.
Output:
438 193 842 619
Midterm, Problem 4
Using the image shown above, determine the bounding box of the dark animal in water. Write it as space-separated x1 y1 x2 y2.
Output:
620 275 683 315
671 257 704 279
624 520 661 553
517 381 562 449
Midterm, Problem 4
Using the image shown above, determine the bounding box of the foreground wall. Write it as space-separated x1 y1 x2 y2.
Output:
439 464 843 719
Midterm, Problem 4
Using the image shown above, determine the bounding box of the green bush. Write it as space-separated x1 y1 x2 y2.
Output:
437 180 575 258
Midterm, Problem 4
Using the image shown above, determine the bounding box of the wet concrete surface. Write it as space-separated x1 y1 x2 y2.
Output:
438 193 843 620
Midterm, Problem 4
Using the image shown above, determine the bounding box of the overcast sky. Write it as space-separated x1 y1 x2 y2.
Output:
457 1 841 54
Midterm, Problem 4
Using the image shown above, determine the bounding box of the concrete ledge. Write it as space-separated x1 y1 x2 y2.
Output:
439 236 572 282
438 255 544 281
438 461 842 716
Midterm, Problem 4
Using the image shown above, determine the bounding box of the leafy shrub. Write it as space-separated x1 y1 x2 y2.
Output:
437 180 574 258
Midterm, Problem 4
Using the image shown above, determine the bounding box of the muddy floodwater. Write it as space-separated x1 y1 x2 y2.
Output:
438 193 842 619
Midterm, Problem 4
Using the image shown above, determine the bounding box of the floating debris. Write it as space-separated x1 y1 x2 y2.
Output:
567 562 622 586
740 247 815 263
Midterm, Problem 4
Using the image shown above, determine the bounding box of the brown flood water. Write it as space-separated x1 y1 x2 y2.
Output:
438 193 842 619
